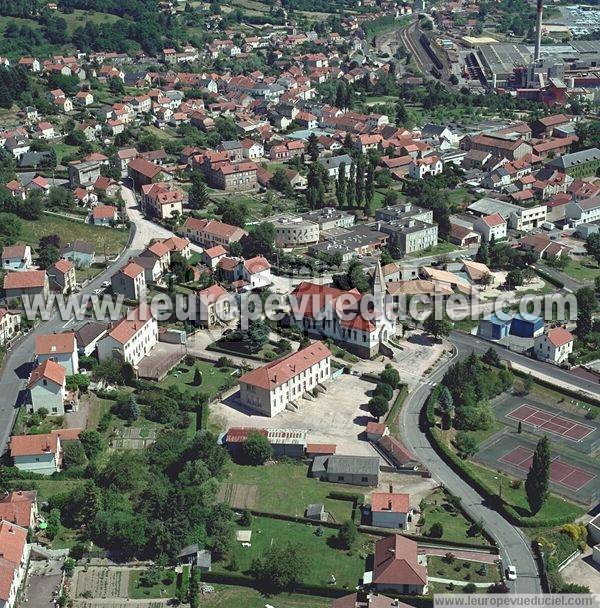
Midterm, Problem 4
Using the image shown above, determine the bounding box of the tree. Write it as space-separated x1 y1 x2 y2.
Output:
482 347 500 367
438 386 454 430
79 429 103 460
586 232 600 266
475 240 490 266
576 287 597 339
193 366 203 386
336 163 347 208
523 373 533 394
122 394 140 420
355 154 365 207
427 522 443 538
423 315 452 340
306 133 319 161
380 366 400 389
146 396 178 424
242 432 273 465
455 431 479 457
37 245 59 269
244 222 275 258
369 396 389 419
525 435 551 515
374 383 393 401
188 171 208 209
251 543 307 592
270 168 294 197
518 421 522 434
337 520 357 549
365 163 375 208
505 269 524 288
77 481 101 527
108 76 124 95
219 201 247 227
62 441 87 469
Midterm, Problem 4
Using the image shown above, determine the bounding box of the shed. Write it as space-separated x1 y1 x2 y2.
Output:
478 313 512 340
305 503 327 522
176 544 212 571
510 313 544 338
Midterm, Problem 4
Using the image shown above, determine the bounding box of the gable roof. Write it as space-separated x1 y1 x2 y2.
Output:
546 326 573 347
240 341 331 390
3 270 46 290
373 535 427 586
371 492 410 513
35 332 75 356
27 359 66 388
107 304 154 344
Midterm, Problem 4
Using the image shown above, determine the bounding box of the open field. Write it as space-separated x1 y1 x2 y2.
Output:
220 462 361 521
214 516 371 589
61 9 123 35
20 213 129 257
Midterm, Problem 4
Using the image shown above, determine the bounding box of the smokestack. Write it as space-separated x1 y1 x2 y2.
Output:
534 0 543 62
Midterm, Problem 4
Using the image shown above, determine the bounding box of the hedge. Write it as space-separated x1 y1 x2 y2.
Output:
424 398 577 528
386 384 409 427
533 266 564 289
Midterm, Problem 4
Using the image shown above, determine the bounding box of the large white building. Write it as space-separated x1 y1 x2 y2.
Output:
565 197 600 226
238 341 332 416
97 304 158 366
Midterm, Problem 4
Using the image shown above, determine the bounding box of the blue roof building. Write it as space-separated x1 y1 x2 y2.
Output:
478 314 512 341
510 313 544 338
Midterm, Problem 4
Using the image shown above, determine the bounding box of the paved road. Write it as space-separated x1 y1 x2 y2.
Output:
399 349 543 593
450 331 600 397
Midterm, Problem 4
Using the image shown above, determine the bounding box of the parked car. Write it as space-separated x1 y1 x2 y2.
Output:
506 565 517 580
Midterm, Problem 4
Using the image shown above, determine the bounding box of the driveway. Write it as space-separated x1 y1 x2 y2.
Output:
560 549 600 593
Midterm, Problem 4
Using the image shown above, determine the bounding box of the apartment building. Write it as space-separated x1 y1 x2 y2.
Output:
239 341 332 416
180 217 247 249
141 182 184 219
111 261 147 300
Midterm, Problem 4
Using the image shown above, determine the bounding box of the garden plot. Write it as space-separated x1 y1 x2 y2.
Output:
110 427 158 450
73 567 129 598
216 482 259 509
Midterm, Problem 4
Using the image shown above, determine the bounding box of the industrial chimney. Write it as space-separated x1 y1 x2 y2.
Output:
534 0 543 62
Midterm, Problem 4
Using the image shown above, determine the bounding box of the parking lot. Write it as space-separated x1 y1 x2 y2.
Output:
211 373 382 456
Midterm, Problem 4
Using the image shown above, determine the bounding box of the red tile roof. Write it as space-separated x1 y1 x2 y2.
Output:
92 205 117 220
240 341 331 390
119 261 144 279
546 326 573 347
27 359 66 388
128 157 162 179
371 492 410 513
50 258 74 274
10 433 59 457
35 332 75 356
0 492 35 528
107 304 154 344
3 270 46 290
373 535 427 586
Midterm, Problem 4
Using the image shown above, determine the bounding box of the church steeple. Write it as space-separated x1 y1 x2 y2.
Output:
373 259 386 312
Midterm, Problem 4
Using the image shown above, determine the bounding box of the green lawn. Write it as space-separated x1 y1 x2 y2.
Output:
61 9 122 35
19 213 129 257
200 584 332 607
406 241 458 258
54 142 80 165
222 462 361 522
160 359 239 400
428 556 501 583
128 569 177 599
557 257 599 283
466 461 585 522
420 489 489 545
215 516 371 589
5 479 85 501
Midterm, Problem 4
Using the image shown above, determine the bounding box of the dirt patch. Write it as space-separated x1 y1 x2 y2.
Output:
73 567 129 598
216 482 258 509
110 427 158 450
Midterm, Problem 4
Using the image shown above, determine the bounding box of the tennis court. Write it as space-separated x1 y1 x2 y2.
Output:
507 404 596 442
499 445 596 491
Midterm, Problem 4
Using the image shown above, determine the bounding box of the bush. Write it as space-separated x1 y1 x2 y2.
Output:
368 396 389 419
242 432 273 465
145 396 179 424
380 366 400 389
216 356 234 368
427 522 444 538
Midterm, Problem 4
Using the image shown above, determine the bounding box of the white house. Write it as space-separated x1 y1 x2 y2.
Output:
565 197 600 226
534 326 574 366
408 156 443 179
2 245 32 271
9 432 64 475
27 359 67 415
0 309 21 346
473 213 507 241
97 304 158 366
370 492 412 530
239 341 332 417
241 256 271 289
35 332 79 375
0 520 30 608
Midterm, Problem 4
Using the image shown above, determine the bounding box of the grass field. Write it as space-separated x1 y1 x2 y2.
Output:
61 9 122 35
201 584 332 607
406 241 458 258
159 359 238 400
128 570 177 599
428 556 501 583
19 213 129 256
557 256 599 283
420 489 489 545
222 462 361 522
215 516 371 589
6 479 85 501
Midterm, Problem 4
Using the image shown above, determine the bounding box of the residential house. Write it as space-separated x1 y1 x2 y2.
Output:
241 256 271 289
448 221 480 247
127 157 163 190
0 309 20 346
2 245 32 271
371 534 428 594
111 261 147 300
0 491 37 530
35 332 78 375
239 341 331 416
202 245 227 270
91 205 118 226
565 197 600 226
408 156 443 179
47 259 76 294
68 160 101 187
60 241 95 268
473 213 507 241
0 520 30 608
196 284 232 327
370 493 412 530
311 454 380 486
27 359 67 415
332 592 406 608
180 217 247 249
74 321 108 357
3 270 49 301
161 236 191 259
97 304 158 366
321 154 352 179
141 182 184 219
140 241 171 275
9 430 74 475
534 326 574 366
